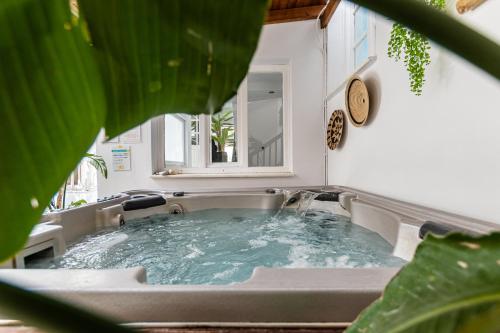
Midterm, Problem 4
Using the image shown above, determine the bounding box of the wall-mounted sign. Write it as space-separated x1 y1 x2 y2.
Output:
112 145 131 171
120 126 141 144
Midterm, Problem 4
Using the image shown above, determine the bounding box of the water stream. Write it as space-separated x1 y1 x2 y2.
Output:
275 190 321 218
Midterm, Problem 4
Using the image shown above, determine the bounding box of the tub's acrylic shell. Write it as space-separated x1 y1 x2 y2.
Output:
1 186 497 324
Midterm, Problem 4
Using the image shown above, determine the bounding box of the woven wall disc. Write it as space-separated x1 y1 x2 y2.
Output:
345 75 369 127
327 110 344 150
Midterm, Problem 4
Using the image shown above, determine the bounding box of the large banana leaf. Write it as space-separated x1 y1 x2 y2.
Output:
79 0 266 139
347 233 500 333
0 0 106 261
0 0 268 262
0 0 267 331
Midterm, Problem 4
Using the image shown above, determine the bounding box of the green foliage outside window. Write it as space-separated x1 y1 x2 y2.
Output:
211 110 235 153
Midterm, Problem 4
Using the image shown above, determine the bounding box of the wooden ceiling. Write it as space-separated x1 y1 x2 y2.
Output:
265 0 341 28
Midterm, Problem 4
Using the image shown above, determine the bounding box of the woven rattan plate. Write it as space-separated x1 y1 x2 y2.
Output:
326 110 344 150
345 75 369 127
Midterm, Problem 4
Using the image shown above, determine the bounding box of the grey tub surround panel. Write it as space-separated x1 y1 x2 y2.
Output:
0 267 398 323
0 186 497 324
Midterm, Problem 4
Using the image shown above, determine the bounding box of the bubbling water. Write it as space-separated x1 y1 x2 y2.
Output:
28 208 406 284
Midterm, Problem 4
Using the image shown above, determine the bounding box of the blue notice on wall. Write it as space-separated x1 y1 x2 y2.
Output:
112 145 131 171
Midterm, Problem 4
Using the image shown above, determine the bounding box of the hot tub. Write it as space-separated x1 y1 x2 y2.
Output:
0 187 496 325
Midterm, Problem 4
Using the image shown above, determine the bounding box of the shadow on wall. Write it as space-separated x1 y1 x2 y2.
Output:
364 72 382 126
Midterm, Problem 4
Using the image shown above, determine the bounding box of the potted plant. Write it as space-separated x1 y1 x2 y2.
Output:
211 110 235 162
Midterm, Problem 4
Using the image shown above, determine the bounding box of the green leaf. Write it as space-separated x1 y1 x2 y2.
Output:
68 199 88 208
346 233 500 333
350 0 500 80
0 1 267 331
0 0 106 261
0 0 267 262
79 0 268 139
85 153 107 179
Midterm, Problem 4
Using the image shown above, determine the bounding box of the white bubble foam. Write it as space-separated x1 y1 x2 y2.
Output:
286 244 320 268
185 244 205 259
213 267 237 280
249 239 268 248
96 233 128 250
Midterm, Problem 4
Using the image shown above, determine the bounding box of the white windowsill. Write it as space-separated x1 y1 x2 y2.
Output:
151 172 295 179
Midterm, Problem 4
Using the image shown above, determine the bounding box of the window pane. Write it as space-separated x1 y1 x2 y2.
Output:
354 6 368 43
190 116 202 168
247 72 284 167
211 97 237 164
165 115 185 164
355 37 369 68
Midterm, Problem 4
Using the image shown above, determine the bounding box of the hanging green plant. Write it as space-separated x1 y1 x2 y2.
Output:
388 0 446 95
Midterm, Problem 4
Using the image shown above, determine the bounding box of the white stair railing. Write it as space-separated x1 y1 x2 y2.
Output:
248 133 283 167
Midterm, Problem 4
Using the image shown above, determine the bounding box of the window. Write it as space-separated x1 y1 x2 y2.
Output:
151 65 291 175
247 72 284 167
211 97 238 164
343 3 376 77
328 3 376 96
350 4 375 72
190 116 202 168
164 115 187 165
353 6 370 69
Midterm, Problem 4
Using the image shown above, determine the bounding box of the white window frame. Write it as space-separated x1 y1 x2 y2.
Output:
347 4 376 74
152 64 292 176
327 3 377 99
164 114 191 167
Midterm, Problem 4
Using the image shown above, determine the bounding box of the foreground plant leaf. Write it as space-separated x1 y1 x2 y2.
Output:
0 0 267 262
79 0 268 138
0 0 267 330
0 0 106 261
349 0 500 80
347 233 500 333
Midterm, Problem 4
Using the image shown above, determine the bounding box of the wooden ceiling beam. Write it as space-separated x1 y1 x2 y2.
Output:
320 0 341 29
265 5 325 24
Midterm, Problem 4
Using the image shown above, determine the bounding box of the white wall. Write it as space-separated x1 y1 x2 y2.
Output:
248 99 282 145
97 21 325 196
327 1 500 224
